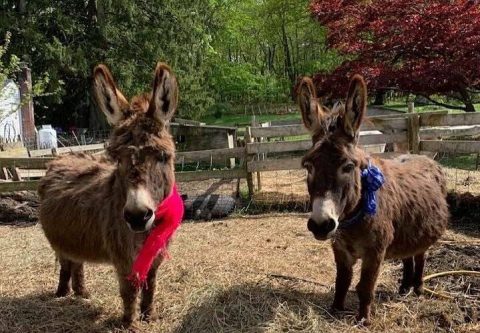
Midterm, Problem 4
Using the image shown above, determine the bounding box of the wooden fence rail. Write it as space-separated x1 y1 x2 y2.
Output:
1 110 480 195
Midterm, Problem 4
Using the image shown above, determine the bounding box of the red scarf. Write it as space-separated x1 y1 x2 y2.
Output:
128 184 184 288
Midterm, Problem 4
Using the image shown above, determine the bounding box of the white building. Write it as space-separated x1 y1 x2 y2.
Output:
0 79 22 143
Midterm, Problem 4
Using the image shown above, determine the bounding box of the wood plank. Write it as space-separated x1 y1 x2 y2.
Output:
11 168 22 181
250 124 307 138
0 147 29 158
0 180 39 192
245 127 255 197
359 132 407 145
364 117 408 132
175 147 244 163
247 140 312 154
250 117 408 138
420 140 480 154
29 143 105 157
420 113 480 127
420 125 480 139
0 169 247 193
248 158 303 172
247 152 429 173
175 169 247 182
28 148 51 157
247 132 406 155
17 169 47 178
0 157 54 169
407 114 420 153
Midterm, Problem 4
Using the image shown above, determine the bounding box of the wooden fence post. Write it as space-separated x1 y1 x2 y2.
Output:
19 64 36 146
407 102 420 154
245 126 255 198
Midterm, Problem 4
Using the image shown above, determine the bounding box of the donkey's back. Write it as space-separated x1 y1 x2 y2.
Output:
380 154 449 259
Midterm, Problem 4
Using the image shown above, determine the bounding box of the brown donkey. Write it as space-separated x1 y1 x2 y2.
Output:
297 75 449 325
38 62 179 325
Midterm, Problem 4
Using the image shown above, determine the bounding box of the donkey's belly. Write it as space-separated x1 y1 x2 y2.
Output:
385 217 447 259
40 210 111 263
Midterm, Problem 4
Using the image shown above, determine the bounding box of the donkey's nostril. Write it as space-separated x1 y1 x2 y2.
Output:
325 218 337 233
307 218 337 239
307 218 317 233
144 209 154 222
124 208 154 231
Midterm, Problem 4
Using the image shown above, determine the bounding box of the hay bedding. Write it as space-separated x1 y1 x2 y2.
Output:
0 215 478 333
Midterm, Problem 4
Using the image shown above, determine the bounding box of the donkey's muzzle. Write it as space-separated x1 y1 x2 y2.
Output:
307 218 337 240
124 208 154 232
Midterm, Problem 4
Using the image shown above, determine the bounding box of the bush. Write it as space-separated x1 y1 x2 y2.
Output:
208 102 232 119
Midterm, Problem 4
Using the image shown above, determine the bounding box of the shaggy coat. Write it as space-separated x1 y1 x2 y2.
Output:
297 75 449 325
38 62 178 325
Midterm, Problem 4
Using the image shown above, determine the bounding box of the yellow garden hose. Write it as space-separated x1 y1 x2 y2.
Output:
423 270 480 300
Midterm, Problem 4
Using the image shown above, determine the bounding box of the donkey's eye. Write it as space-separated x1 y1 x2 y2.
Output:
342 163 355 173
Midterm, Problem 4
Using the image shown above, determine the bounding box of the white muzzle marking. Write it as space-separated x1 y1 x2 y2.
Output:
124 186 156 232
310 195 339 238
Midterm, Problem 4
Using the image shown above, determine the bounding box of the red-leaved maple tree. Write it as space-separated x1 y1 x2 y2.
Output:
310 0 480 111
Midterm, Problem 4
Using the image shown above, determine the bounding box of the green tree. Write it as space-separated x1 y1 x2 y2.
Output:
208 0 341 104
1 0 218 126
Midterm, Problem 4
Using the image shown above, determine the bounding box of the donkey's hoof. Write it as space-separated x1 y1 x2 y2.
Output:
355 315 372 327
74 290 90 299
55 288 70 298
330 304 345 312
414 284 424 296
121 315 134 327
398 285 412 296
140 312 158 322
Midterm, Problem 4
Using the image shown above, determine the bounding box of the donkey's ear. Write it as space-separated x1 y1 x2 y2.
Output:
341 74 367 141
92 64 129 126
297 77 325 134
147 62 178 123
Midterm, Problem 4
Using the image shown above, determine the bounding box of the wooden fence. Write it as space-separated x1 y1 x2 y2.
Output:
1 111 480 194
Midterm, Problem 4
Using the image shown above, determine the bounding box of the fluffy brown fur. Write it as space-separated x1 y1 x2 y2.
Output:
38 62 179 325
297 75 449 325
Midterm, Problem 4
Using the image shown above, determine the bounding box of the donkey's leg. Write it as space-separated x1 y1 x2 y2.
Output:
140 257 162 321
55 256 72 297
331 247 357 312
117 270 140 326
399 257 414 295
413 252 425 295
356 253 384 326
71 262 89 298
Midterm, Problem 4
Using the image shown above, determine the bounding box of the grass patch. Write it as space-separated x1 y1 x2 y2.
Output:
439 154 479 171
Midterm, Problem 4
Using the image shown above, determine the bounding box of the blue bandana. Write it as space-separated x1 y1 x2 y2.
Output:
361 161 385 215
338 161 385 230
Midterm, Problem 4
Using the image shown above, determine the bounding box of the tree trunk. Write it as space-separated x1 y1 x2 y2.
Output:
87 0 98 24
464 102 476 112
373 90 386 105
281 23 294 83
458 86 476 112
17 0 26 14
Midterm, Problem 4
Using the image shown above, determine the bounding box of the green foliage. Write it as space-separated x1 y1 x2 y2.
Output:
0 32 20 90
0 0 340 126
208 62 290 103
1 0 217 125
208 0 342 104
208 102 232 119
0 31 52 121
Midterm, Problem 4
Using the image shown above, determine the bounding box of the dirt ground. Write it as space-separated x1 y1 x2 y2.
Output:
0 214 479 333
